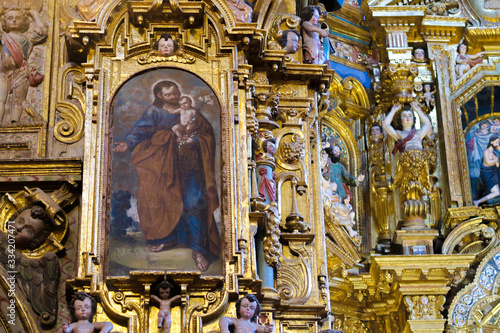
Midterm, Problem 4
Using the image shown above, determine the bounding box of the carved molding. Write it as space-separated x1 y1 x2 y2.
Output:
55 66 86 144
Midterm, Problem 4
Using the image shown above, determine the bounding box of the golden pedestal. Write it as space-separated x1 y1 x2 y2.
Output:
394 229 439 255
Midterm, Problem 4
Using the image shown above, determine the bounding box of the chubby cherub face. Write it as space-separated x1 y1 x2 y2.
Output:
309 9 320 25
158 38 175 56
74 297 93 321
458 43 467 55
413 48 425 61
159 287 171 300
12 209 46 250
285 32 299 54
179 97 192 110
239 297 257 321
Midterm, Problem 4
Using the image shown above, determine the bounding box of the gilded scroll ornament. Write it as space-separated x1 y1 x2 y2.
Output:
137 49 195 64
442 217 498 261
277 249 312 304
342 318 368 333
55 101 85 143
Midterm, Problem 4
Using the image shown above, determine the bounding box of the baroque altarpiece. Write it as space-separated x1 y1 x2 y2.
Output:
0 0 499 332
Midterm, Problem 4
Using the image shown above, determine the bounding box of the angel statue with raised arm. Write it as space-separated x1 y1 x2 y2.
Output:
382 101 433 229
0 3 47 124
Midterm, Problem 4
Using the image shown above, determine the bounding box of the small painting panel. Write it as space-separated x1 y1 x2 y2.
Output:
466 116 500 205
109 68 222 275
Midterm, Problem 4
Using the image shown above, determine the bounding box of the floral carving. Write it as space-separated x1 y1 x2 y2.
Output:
405 295 445 320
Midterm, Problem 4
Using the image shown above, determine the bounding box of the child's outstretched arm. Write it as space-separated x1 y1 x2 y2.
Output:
94 321 113 333
219 316 235 333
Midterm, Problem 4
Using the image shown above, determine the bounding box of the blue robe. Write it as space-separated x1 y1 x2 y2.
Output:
324 161 358 200
123 103 220 256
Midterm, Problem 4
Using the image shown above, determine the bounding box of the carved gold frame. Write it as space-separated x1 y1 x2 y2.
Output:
72 2 250 331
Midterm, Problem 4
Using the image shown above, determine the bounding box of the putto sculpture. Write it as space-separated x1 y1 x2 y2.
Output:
62 292 113 333
219 294 273 333
301 6 329 65
455 43 485 78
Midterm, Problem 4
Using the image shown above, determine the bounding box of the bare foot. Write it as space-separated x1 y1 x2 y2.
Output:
149 241 176 252
192 250 209 271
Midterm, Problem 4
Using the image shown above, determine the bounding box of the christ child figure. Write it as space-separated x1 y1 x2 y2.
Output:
300 6 329 65
150 281 181 333
172 96 200 146
343 196 355 221
61 291 113 333
219 294 273 333
422 83 436 108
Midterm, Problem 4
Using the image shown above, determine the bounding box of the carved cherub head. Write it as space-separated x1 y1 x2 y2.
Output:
278 29 300 54
69 291 97 323
369 124 383 142
9 205 52 250
413 48 426 62
153 33 179 56
235 294 261 322
262 138 276 156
